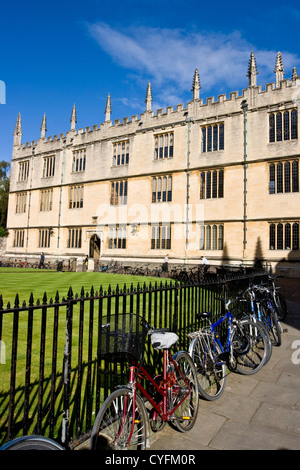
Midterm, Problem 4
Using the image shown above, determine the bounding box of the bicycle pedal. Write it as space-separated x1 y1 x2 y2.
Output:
282 328 288 333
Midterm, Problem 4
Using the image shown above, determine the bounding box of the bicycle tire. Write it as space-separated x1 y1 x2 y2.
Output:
89 388 149 450
0 435 65 450
232 319 268 375
241 316 273 365
169 351 199 432
189 335 226 401
273 291 288 321
261 304 282 346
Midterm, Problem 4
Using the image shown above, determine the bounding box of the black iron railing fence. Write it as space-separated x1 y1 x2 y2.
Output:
0 272 267 448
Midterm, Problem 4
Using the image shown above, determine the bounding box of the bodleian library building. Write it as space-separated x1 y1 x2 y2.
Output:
5 52 300 276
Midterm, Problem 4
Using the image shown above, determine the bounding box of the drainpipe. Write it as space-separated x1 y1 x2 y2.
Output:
241 100 248 261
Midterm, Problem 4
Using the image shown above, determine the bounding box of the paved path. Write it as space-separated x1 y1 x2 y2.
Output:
150 300 300 451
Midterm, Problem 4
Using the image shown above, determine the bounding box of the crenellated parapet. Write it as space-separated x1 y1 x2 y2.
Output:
12 51 300 161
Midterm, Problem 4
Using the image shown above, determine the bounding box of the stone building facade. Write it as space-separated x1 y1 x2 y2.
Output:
5 52 300 275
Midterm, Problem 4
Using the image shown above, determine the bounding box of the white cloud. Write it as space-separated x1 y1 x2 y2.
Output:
88 22 300 102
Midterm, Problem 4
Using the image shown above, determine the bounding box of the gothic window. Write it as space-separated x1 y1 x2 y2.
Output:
109 226 126 249
38 229 51 248
113 141 129 166
151 224 171 250
269 160 299 194
69 185 84 209
154 132 174 160
18 160 30 181
269 222 299 250
269 109 298 142
43 155 55 177
13 230 25 247
40 189 53 211
15 192 27 213
199 224 224 251
200 169 224 199
67 228 82 248
110 180 127 205
201 123 224 152
152 176 172 202
72 149 86 172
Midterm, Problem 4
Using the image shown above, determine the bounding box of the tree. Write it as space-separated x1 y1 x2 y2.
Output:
0 161 10 232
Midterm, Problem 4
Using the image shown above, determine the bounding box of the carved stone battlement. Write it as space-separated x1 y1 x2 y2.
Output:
12 52 300 159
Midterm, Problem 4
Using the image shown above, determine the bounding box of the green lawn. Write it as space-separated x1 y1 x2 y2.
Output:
0 268 165 307
0 268 173 442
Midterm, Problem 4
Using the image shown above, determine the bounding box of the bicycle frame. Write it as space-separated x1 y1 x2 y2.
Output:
127 350 192 423
210 310 234 354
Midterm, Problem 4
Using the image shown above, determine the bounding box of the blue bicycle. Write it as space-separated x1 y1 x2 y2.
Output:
188 299 269 401
241 285 282 347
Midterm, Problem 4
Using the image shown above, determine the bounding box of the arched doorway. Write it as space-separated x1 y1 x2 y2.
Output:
89 234 101 260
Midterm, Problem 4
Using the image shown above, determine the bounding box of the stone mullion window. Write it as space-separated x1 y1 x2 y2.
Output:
67 228 82 248
43 155 56 177
152 176 172 203
110 180 128 205
113 141 129 166
13 229 25 247
109 226 126 249
201 123 224 152
40 189 53 211
269 221 300 250
72 149 86 172
269 160 299 194
18 160 30 182
69 185 84 209
16 192 27 213
38 229 51 248
199 224 224 251
154 132 174 160
151 224 171 250
200 169 224 199
269 109 298 142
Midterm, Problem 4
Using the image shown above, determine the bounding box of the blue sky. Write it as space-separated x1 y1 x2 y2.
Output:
1 0 300 164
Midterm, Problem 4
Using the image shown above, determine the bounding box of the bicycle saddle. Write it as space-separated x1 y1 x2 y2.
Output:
151 332 178 350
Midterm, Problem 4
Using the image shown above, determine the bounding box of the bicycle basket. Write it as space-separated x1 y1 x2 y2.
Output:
99 313 148 361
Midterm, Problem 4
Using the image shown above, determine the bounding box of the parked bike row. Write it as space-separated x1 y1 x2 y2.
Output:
87 277 288 450
0 277 288 451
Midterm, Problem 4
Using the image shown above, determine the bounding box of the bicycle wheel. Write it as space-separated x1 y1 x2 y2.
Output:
189 334 226 401
169 351 199 432
261 304 282 346
232 319 268 375
0 435 65 450
89 388 149 450
273 290 288 321
241 316 273 365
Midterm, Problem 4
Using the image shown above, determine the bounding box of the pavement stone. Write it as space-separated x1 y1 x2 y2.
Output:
150 298 300 451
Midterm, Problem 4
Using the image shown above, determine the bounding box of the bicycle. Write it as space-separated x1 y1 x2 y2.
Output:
188 299 269 401
268 277 288 321
242 284 282 346
237 287 273 364
89 313 199 450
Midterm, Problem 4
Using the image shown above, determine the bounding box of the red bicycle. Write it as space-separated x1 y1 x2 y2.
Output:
90 313 199 450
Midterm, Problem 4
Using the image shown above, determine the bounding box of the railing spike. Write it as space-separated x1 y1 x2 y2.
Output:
14 293 19 308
